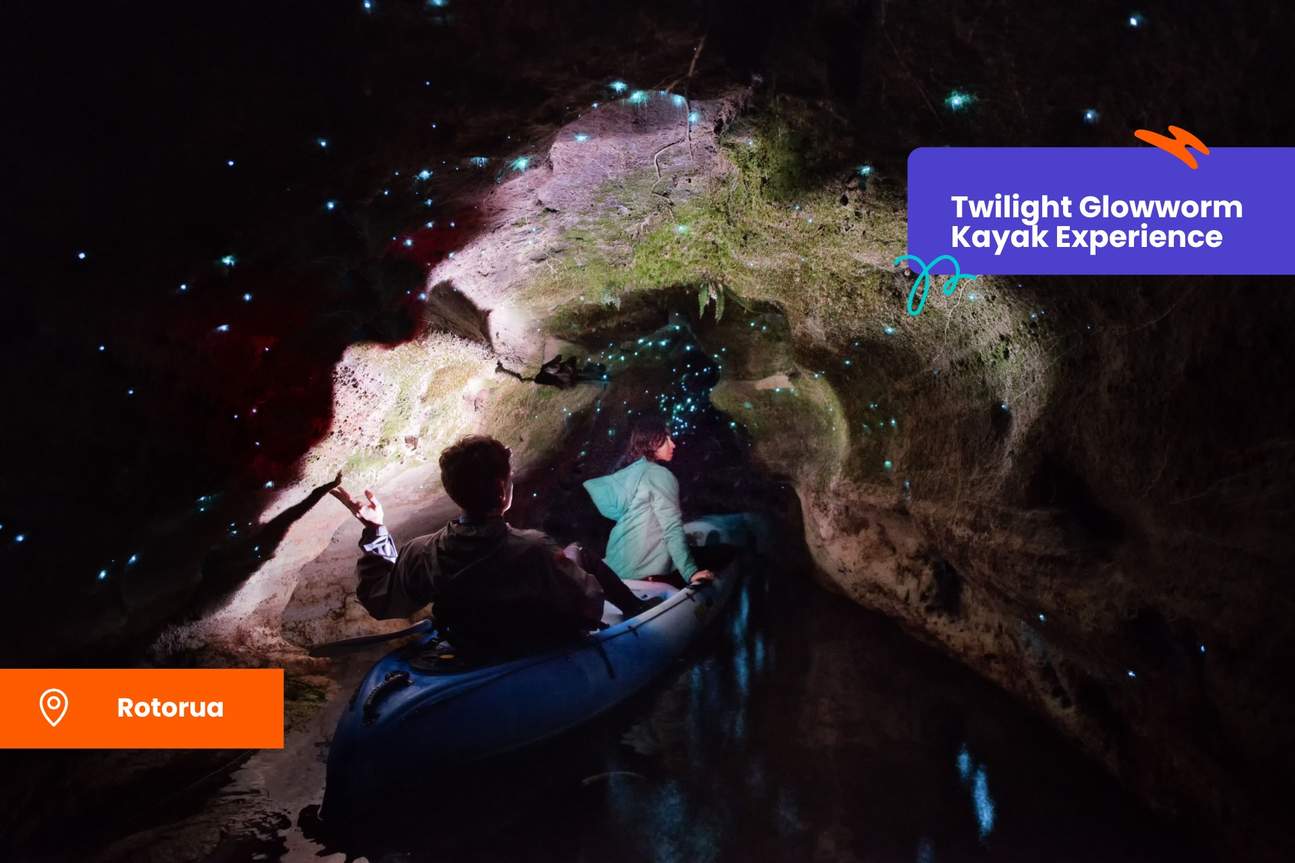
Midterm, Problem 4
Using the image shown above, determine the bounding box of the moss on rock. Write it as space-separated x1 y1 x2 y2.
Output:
712 370 848 487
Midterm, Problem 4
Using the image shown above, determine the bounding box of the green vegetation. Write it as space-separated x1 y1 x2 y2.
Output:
484 379 602 466
712 373 849 487
525 98 912 352
284 674 331 729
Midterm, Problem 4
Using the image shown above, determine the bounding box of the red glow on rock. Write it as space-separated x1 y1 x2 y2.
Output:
386 211 482 267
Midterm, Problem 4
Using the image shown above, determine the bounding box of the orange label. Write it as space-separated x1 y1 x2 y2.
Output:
0 669 284 749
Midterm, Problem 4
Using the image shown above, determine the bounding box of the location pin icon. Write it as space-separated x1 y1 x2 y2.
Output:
39 688 68 728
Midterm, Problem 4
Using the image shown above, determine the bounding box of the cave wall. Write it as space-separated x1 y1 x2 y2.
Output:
159 70 1291 861
740 282 1295 861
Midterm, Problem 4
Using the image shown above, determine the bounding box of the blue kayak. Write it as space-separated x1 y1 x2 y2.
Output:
323 516 757 816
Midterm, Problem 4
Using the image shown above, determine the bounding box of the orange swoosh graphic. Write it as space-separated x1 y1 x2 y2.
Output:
1133 125 1210 169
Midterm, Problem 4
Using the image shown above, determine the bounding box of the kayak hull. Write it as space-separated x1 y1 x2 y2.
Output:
322 516 754 818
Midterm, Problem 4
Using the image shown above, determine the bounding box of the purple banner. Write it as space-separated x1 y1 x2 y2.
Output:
907 147 1295 275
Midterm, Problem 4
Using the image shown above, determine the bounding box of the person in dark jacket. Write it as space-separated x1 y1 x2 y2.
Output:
331 435 655 656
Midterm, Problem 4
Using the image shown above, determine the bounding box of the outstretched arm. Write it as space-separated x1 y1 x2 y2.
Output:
333 486 432 619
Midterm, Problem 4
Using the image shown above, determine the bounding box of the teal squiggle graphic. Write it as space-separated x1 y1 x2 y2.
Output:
895 254 978 316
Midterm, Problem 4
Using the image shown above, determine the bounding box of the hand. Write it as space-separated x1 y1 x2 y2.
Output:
689 569 715 584
330 486 385 527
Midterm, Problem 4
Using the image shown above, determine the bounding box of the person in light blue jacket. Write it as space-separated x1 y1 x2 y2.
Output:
581 416 715 587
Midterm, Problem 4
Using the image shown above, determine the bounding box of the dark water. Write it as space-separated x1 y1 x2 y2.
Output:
109 557 1204 863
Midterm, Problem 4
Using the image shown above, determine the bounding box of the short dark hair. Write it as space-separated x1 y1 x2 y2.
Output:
439 435 512 515
620 415 670 467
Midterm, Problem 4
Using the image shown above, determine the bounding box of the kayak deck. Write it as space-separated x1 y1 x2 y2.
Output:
322 515 763 819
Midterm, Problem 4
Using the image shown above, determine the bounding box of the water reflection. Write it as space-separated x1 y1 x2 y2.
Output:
955 743 996 841
972 766 996 840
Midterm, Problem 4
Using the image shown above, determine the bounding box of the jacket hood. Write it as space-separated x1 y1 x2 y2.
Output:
583 457 650 521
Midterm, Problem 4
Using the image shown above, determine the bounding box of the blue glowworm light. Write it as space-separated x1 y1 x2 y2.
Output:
609 80 628 93
220 255 236 267
944 90 974 111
